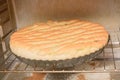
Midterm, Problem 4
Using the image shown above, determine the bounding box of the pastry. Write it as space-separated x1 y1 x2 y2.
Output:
10 20 109 61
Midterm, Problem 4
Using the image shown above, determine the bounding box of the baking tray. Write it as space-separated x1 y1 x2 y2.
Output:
14 48 103 70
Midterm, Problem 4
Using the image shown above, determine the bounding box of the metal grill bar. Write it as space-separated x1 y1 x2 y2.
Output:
5 57 16 70
14 62 22 70
103 50 106 70
1 70 120 73
1 29 14 41
23 64 28 70
0 52 12 68
110 38 116 70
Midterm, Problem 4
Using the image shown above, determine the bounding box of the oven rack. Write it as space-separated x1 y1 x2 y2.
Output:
1 29 120 73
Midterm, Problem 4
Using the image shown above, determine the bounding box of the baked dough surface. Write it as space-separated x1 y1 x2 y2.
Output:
10 20 109 60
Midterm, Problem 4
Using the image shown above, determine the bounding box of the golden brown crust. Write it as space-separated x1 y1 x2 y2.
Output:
10 20 109 60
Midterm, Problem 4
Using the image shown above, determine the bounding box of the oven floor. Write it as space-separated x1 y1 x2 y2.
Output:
3 73 120 80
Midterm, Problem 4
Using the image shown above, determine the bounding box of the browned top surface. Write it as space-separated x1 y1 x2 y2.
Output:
10 20 109 60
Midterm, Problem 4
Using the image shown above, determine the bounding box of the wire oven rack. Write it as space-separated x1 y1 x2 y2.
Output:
0 27 120 73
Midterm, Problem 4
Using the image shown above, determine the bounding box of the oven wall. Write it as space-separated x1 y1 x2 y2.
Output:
8 0 120 29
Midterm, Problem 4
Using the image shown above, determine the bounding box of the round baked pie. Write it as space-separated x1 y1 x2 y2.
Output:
10 20 109 68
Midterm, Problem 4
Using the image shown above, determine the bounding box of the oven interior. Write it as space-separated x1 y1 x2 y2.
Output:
1 0 120 80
